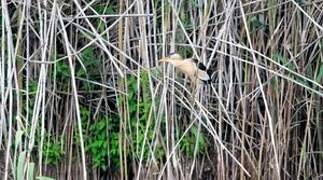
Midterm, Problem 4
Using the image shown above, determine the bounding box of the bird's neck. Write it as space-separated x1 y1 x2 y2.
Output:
170 59 186 66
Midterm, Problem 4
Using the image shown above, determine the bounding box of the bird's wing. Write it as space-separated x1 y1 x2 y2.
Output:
197 70 211 81
197 62 207 71
193 60 211 81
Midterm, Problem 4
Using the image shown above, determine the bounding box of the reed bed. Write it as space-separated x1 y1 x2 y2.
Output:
0 0 323 179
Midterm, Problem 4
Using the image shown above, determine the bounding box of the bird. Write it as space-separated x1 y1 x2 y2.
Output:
159 52 212 84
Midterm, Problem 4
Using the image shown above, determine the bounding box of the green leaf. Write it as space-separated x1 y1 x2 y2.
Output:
316 65 323 82
17 151 26 180
15 130 24 149
27 162 35 180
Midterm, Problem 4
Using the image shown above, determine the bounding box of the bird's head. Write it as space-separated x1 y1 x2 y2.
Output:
159 52 183 63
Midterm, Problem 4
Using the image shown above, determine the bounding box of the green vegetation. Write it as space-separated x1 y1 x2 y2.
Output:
180 126 207 157
43 136 63 166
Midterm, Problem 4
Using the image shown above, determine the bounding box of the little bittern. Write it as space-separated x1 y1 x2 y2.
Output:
159 52 212 84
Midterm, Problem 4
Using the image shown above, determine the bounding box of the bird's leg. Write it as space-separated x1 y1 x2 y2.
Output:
194 82 201 101
189 81 195 103
190 77 199 104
